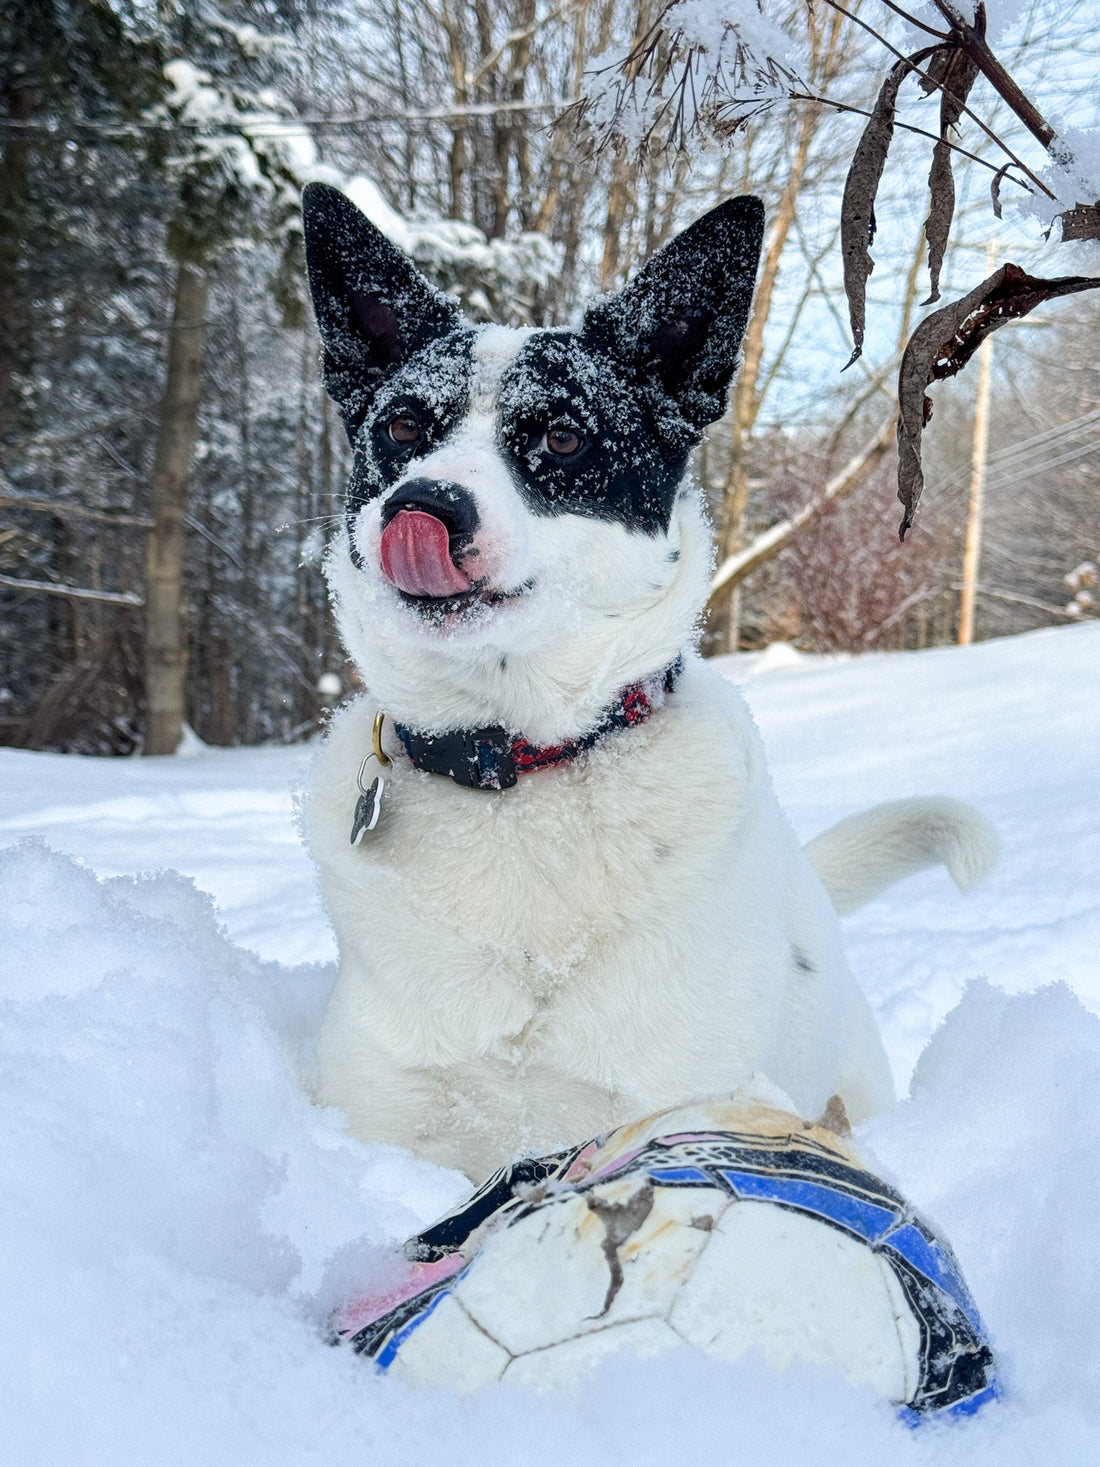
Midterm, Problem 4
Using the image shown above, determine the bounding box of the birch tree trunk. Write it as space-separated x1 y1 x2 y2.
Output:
143 263 208 755
705 8 846 653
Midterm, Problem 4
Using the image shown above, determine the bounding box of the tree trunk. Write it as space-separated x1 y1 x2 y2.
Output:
0 75 34 428
143 263 208 755
705 103 822 654
704 7 847 654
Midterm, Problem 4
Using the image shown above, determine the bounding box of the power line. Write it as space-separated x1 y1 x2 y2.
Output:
987 434 1100 492
935 405 1100 493
0 97 577 142
986 405 1100 463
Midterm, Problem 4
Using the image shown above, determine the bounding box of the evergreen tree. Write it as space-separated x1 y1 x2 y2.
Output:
142 1 314 753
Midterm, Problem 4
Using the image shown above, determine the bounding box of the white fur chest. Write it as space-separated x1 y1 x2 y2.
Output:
308 671 749 1048
302 663 889 1179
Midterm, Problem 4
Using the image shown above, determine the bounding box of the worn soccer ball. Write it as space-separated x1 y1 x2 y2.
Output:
332 1095 997 1421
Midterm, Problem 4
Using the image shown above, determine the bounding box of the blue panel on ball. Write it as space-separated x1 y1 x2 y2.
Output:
716 1168 900 1242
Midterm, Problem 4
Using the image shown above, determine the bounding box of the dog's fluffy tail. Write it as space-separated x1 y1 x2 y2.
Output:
804 797 999 916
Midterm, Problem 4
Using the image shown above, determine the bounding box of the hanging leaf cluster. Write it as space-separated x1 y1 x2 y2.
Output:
919 45 980 305
562 2 800 157
838 0 1100 538
569 0 1100 543
840 31 981 368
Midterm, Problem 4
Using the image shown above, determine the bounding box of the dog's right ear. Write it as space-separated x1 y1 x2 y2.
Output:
302 182 463 439
581 196 764 437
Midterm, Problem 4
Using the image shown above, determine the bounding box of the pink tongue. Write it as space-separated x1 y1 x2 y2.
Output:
379 510 472 598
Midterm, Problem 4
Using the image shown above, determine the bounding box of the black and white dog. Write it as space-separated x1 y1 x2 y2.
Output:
301 183 996 1182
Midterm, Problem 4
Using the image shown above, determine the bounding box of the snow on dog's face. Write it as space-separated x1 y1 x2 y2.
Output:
302 183 763 739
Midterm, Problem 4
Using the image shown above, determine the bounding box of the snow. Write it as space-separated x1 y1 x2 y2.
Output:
341 176 561 315
2 621 1099 1462
0 745 324 966
161 51 319 201
718 622 1100 1086
665 0 801 71
907 0 1046 45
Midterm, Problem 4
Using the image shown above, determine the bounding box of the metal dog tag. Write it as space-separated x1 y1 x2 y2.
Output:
350 772 385 845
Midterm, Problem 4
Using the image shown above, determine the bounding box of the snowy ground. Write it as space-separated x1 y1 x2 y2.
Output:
2 622 1098 1464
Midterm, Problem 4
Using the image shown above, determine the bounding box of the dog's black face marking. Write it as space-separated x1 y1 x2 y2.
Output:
491 197 763 535
497 332 693 535
345 330 475 531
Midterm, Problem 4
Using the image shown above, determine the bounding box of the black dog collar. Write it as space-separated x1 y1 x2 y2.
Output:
393 656 684 791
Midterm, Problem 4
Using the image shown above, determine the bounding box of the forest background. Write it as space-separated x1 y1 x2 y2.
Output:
2 0 1098 755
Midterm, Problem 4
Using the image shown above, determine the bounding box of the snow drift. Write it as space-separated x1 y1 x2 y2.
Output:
1 622 1099 1463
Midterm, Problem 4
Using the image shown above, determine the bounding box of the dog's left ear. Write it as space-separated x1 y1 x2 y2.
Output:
582 196 764 434
302 181 464 439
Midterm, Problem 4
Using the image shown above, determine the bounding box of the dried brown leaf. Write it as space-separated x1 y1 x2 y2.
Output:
938 47 979 134
921 48 979 306
922 139 955 305
897 263 1100 537
917 44 956 97
841 48 938 368
990 163 1012 219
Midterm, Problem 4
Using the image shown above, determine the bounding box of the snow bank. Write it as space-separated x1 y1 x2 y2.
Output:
729 621 1100 1087
2 622 1098 1460
0 841 468 1463
1 837 1098 1461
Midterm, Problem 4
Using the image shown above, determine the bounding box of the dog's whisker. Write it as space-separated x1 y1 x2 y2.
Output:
273 514 346 533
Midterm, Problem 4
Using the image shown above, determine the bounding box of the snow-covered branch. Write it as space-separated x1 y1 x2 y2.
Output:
572 0 804 154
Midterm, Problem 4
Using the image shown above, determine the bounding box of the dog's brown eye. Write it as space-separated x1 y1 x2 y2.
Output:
547 427 582 456
388 414 420 445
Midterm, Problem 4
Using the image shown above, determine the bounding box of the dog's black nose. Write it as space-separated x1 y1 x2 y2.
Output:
381 479 479 554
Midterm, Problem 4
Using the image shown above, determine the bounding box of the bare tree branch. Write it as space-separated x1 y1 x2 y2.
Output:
819 0 1056 198
0 572 143 606
874 0 950 41
710 414 898 597
927 0 1057 149
952 581 1079 619
467 1 580 87
787 92 1037 190
0 489 153 529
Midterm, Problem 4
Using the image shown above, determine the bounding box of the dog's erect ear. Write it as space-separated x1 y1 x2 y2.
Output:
302 182 463 439
582 196 764 434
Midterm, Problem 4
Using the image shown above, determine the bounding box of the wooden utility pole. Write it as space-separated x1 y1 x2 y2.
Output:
144 264 209 754
958 242 998 646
